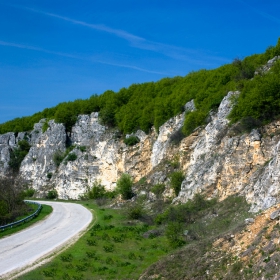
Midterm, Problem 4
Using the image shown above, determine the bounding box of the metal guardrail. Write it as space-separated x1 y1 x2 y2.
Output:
0 201 42 231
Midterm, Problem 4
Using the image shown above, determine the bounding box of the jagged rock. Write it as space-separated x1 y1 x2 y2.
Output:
184 99 196 112
245 218 255 224
71 113 105 146
270 209 280 220
255 56 280 75
20 120 67 195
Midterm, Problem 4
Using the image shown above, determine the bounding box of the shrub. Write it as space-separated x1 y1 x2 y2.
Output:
182 111 207 136
87 239 97 246
103 244 115 252
170 171 184 196
22 187 35 198
116 173 134 199
78 146 86 152
127 204 145 220
60 254 73 262
42 120 49 133
65 153 77 162
165 221 186 248
151 184 165 197
82 181 116 200
124 135 140 146
53 151 64 167
47 172 53 179
8 140 31 172
46 189 58 199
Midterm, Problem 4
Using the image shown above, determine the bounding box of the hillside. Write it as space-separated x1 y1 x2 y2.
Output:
1 39 280 136
1 39 280 279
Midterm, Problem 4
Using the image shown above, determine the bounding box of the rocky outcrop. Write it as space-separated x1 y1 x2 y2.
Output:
0 133 16 174
151 99 195 167
20 120 67 192
2 86 280 211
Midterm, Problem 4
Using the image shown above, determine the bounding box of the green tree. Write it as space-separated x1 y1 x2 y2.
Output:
165 221 185 248
170 171 185 196
54 103 77 132
116 173 134 199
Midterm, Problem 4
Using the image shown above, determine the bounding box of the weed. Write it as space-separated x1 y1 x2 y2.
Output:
60 254 73 262
87 239 97 246
103 244 115 252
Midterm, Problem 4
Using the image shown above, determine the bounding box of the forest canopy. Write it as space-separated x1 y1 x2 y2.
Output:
1 38 280 136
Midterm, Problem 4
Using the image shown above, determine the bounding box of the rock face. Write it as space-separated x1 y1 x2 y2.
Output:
0 133 16 173
2 87 280 211
20 120 67 193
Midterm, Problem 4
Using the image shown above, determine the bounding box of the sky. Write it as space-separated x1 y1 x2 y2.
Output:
0 0 279 124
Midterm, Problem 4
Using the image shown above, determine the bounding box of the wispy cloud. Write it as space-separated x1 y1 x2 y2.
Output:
0 40 81 59
19 6 229 64
237 0 280 25
0 40 168 75
94 60 168 75
23 6 145 43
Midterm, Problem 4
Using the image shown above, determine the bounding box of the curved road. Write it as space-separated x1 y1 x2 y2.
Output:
0 201 92 279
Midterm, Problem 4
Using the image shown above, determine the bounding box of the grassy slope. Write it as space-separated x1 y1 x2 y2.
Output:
17 200 172 280
16 196 255 280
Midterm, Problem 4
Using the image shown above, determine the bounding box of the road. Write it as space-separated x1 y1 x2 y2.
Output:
0 201 93 279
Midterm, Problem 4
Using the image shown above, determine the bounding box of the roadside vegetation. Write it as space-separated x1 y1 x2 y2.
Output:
16 192 254 280
0 175 34 226
0 204 52 239
0 175 53 238
0 39 279 137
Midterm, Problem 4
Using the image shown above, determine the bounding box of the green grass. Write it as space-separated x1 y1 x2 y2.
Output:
13 195 255 280
0 204 53 239
141 195 254 279
17 201 172 280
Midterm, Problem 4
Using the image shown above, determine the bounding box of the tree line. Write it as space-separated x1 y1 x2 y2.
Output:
0 38 280 136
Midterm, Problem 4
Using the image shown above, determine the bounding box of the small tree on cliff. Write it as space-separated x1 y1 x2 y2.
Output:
116 173 134 200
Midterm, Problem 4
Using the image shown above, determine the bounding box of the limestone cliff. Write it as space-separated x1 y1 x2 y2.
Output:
1 74 280 212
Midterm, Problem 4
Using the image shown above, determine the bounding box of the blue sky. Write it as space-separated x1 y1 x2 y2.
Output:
0 0 279 124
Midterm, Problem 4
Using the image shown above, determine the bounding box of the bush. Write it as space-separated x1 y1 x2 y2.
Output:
170 171 184 196
82 181 116 200
87 181 106 199
124 136 140 146
116 173 134 200
53 151 64 167
127 204 145 220
182 111 207 136
42 120 49 133
165 221 186 248
65 153 77 162
22 188 35 198
78 146 87 152
151 184 165 197
155 193 216 225
46 190 58 199
8 140 31 172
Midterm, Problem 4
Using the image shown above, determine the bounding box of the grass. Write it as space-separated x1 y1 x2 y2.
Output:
0 204 53 239
141 195 255 279
17 200 172 280
13 195 256 279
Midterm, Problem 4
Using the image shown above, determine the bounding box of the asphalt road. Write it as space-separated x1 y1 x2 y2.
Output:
0 201 93 278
